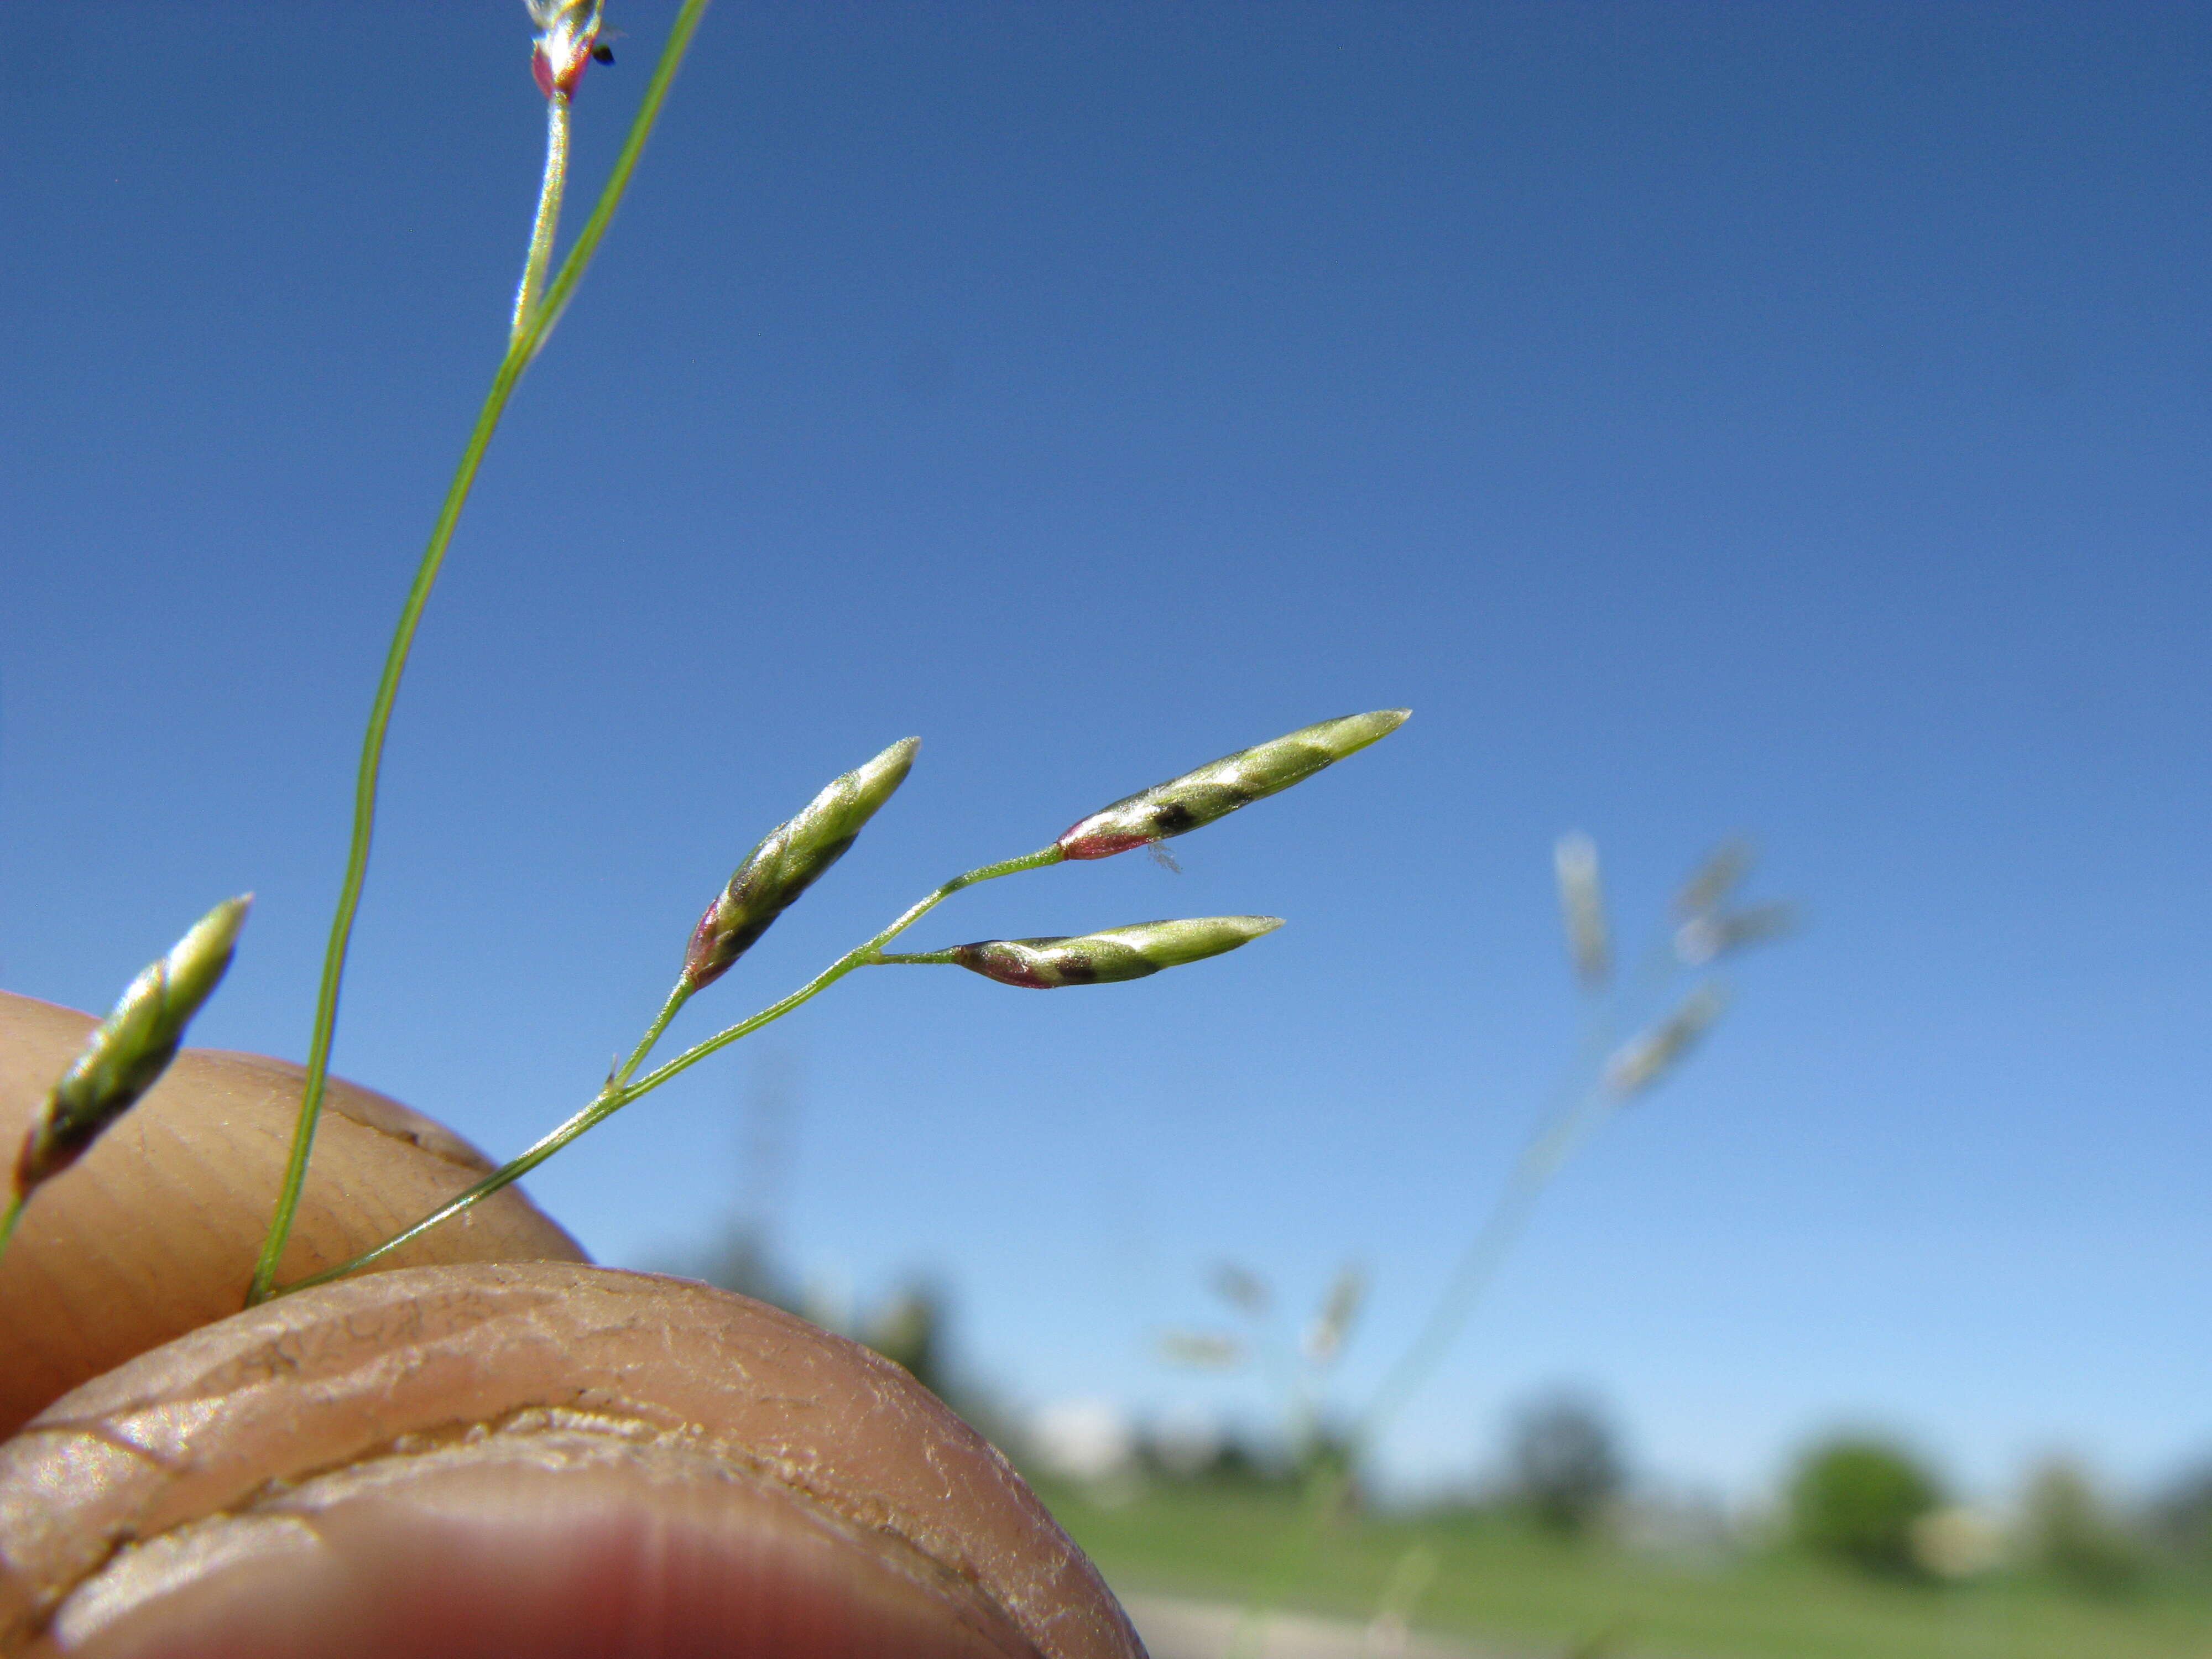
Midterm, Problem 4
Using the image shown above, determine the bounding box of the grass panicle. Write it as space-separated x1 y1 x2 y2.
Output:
1206 833 1792 1659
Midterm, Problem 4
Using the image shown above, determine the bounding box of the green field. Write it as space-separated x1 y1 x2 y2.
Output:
1039 1481 2212 1659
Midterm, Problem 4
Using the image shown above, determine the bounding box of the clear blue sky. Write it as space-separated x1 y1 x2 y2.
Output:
4 2 2206 1504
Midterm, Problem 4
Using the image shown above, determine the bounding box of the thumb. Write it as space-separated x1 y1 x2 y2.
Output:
0 1262 1144 1659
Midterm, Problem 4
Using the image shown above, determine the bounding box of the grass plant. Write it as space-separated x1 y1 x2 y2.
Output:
9 20 2124 1659
1 3 1410 1347
1150 832 1793 1653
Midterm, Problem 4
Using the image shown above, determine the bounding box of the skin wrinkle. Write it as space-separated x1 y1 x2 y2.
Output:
0 1265 1144 1659
152 1046 488 1178
28 1309 545 1556
48 1511 324 1652
22 1426 164 1477
229 1410 729 1525
70 1402 225 1474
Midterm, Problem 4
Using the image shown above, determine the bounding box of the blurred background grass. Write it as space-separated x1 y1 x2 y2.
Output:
1039 1475 2212 1659
676 1219 2212 1657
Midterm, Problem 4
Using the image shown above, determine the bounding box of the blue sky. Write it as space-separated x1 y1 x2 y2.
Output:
4 2 2208 1503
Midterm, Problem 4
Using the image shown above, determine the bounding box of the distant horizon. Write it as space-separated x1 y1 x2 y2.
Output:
649 1197 2211 1514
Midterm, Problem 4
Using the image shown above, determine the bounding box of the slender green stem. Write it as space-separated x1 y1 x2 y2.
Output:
618 847 1062 1102
1224 1111 1593 1659
1230 1001 1651 1656
245 361 523 1306
615 977 693 1088
870 950 959 965
1356 1087 1614 1443
523 0 714 366
269 846 1062 1298
1227 1463 1355 1659
1230 906 1737 1651
247 0 714 1307
0 1191 24 1269
1346 934 1690 1430
511 95 573 345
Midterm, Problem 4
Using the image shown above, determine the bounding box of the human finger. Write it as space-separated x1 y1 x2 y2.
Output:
0 990 586 1435
0 1261 1145 1659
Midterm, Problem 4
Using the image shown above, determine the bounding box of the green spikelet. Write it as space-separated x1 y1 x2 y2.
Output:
684 738 918 989
939 915 1283 989
1057 709 1408 860
16 896 251 1196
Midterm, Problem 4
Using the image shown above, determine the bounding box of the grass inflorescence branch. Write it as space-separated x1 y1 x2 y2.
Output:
1219 833 1794 1659
216 0 1402 1323
270 709 1407 1298
271 843 1065 1296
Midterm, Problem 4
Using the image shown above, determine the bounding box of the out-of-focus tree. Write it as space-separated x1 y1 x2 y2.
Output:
2022 1458 2143 1594
1787 1436 1943 1577
865 1279 953 1402
693 1223 797 1311
1507 1391 1626 1536
2148 1460 2212 1565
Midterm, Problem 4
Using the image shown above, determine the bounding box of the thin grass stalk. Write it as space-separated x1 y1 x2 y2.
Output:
248 0 713 1306
1227 927 1706 1656
510 95 572 345
1221 1082 1613 1659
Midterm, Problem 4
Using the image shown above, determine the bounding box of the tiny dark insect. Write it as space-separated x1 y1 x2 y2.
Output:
591 43 615 63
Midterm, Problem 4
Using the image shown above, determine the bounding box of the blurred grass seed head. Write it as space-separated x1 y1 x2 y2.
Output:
1601 983 1730 1100
1211 1263 1273 1318
1674 837 1757 921
1552 832 1612 989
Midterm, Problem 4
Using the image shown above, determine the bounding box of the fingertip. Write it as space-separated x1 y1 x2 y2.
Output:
1 1263 1145 1659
